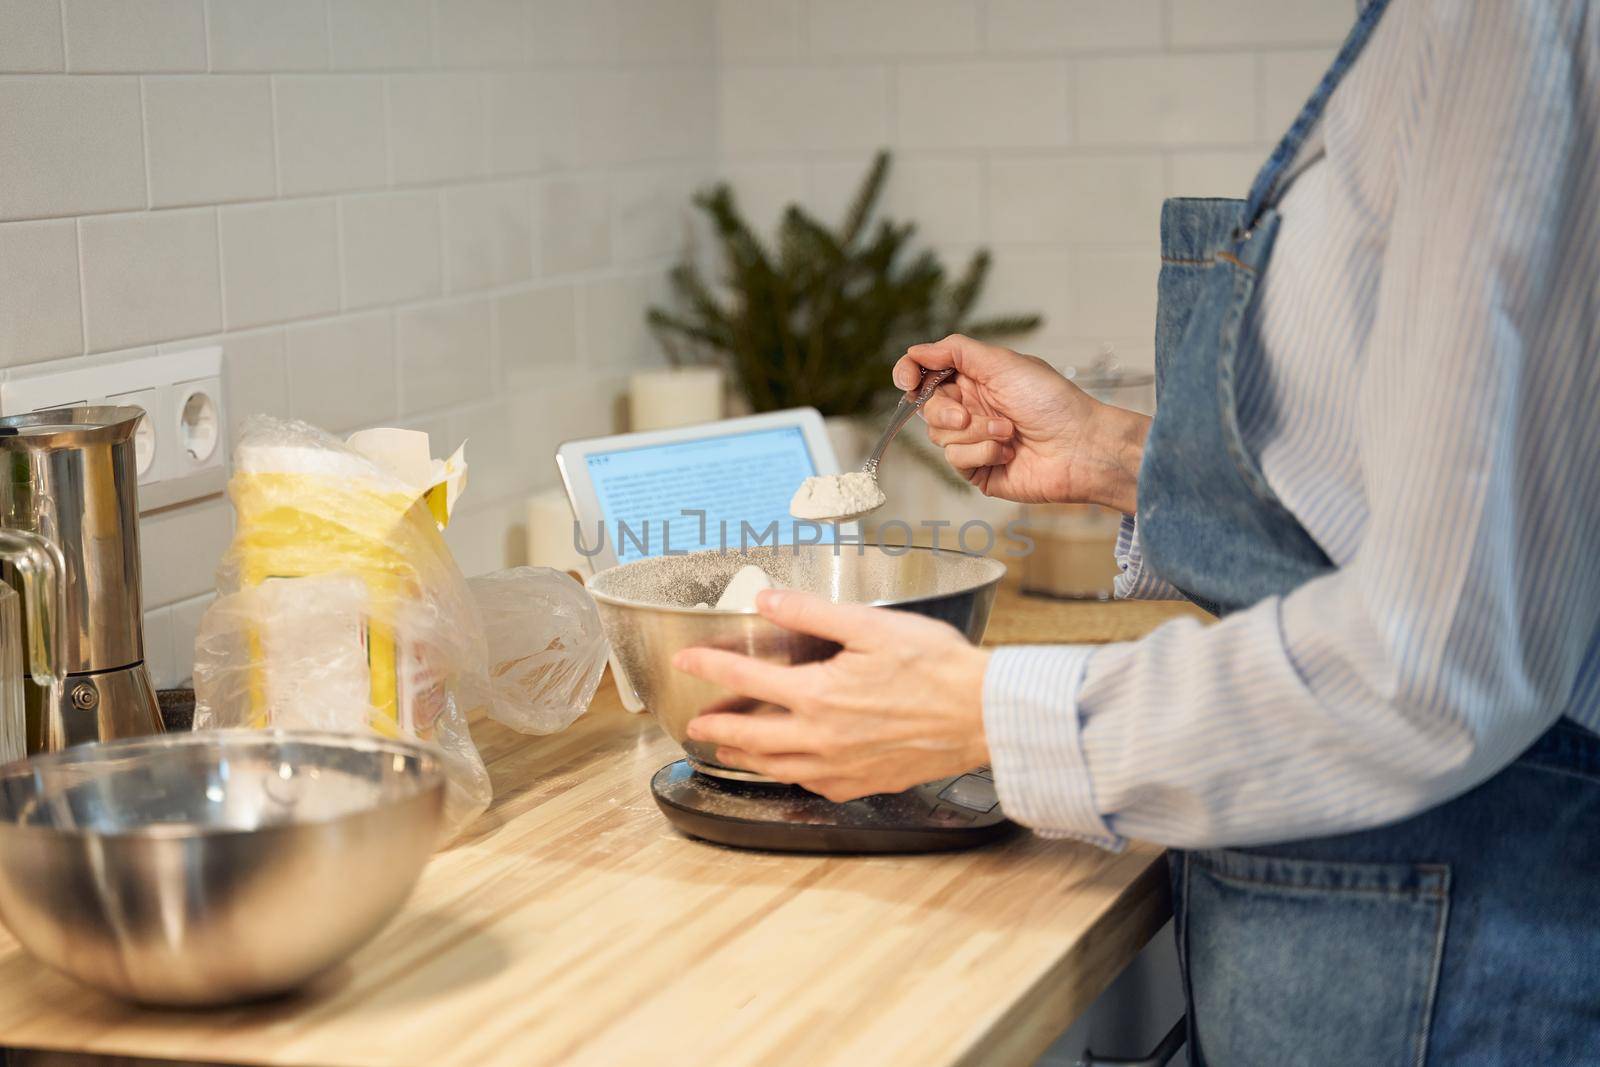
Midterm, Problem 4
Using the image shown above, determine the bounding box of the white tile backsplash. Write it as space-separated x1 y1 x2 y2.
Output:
339 190 443 308
285 310 398 430
0 0 64 72
808 0 980 58
220 327 291 421
138 496 232 609
220 199 341 328
610 165 702 265
1167 148 1262 198
437 0 532 68
615 0 713 62
207 0 329 72
275 75 389 196
896 60 1072 149
529 0 616 65
1077 54 1256 146
715 0 801 62
144 76 276 207
0 76 145 220
61 0 206 73
444 182 534 291
539 177 610 275
80 209 222 351
0 219 83 364
496 283 576 388
1071 247 1158 338
1167 0 1353 49
579 272 664 368
989 154 1165 246
719 65 890 155
985 0 1163 54
397 298 493 413
388 73 488 185
328 0 433 70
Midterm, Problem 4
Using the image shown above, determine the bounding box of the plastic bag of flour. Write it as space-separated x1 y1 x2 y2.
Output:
192 416 491 839
469 566 607 735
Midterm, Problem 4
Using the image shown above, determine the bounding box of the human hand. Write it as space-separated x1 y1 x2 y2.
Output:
894 334 1149 513
672 589 990 803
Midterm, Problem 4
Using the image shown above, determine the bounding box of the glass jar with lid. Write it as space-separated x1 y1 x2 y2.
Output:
1020 346 1155 600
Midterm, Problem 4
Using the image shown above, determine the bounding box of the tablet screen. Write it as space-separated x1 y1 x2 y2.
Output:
585 425 825 564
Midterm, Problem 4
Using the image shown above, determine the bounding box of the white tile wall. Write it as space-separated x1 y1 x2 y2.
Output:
79 209 222 350
496 284 576 388
0 77 145 219
1077 54 1256 146
0 220 82 364
274 75 389 195
61 0 206 74
1 0 1347 688
328 0 432 70
0 0 64 72
443 182 534 292
896 60 1072 149
143 76 276 207
339 190 443 308
388 73 488 184
538 177 610 274
985 0 1163 54
396 298 493 413
285 311 397 430
207 0 329 72
219 199 341 327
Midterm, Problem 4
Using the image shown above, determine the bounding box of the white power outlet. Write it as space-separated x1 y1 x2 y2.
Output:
0 347 227 512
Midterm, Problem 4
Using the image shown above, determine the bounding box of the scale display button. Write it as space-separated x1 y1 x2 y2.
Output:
938 774 999 813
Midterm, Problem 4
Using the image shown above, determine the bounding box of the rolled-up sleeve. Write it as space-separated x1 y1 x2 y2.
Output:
1113 514 1186 601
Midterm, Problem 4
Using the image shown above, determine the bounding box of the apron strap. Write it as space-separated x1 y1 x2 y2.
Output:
1239 0 1395 237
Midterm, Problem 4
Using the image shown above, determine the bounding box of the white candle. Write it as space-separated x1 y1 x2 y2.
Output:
628 367 724 431
526 487 587 576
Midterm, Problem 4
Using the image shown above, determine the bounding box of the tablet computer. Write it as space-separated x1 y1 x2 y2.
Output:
556 406 854 573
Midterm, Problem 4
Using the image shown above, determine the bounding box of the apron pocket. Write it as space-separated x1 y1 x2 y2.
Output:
1184 848 1449 1067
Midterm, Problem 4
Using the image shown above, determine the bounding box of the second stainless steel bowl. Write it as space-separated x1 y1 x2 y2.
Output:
0 729 444 1007
587 544 1006 777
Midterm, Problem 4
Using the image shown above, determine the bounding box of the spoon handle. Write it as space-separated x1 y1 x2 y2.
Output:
861 368 956 477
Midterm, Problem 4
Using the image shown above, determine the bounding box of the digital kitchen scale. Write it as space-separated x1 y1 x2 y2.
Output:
651 760 1013 853
558 409 1018 855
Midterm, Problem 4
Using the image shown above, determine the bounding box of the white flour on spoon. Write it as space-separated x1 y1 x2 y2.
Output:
789 471 885 521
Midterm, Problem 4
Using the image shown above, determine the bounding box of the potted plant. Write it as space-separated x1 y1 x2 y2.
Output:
647 151 1042 530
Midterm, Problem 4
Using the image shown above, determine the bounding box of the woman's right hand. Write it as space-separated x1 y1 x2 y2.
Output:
893 334 1149 514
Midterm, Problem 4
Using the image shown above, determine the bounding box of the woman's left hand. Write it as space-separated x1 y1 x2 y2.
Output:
672 588 991 802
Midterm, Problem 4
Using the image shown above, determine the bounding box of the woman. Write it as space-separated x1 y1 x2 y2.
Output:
675 2 1600 1062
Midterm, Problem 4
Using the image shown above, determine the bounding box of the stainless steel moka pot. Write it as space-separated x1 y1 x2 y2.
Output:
0 406 163 753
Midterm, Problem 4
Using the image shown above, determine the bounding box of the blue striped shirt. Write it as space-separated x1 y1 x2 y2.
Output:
984 0 1600 850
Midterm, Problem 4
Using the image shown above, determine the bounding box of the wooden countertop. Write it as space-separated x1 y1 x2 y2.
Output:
0 590 1204 1067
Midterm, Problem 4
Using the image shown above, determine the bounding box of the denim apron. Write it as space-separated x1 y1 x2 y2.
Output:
1137 2 1600 1063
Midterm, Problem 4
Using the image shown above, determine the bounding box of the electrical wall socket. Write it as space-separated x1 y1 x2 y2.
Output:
0 347 227 513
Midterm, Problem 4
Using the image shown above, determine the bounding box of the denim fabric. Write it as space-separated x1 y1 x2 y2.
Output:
1142 198 1333 617
1137 0 1600 1061
1175 724 1600 1066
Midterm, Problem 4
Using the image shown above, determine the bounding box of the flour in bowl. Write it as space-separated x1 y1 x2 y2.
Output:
789 471 885 521
714 564 775 610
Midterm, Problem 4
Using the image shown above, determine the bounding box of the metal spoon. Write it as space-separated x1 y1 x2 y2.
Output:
790 368 956 523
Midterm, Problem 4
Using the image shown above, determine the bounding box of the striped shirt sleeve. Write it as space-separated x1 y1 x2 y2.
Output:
1113 515 1186 602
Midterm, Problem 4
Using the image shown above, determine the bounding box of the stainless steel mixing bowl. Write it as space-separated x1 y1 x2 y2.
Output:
587 544 1006 777
0 729 444 1007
